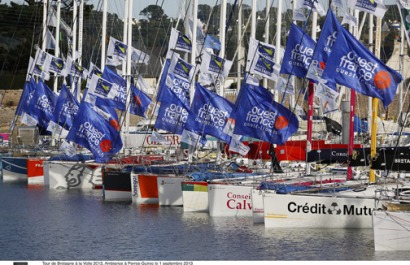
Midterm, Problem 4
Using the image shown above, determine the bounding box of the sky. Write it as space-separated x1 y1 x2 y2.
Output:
4 0 293 20
4 0 400 20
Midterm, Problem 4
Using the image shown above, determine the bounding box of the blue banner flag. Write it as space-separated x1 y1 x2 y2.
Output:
157 72 190 108
306 9 340 89
185 82 234 143
280 23 316 78
154 86 189 135
169 28 192 53
232 83 299 144
102 66 127 111
322 27 403 108
204 34 221 52
53 83 80 130
28 79 58 129
66 101 123 163
130 84 152 118
15 77 37 116
156 59 171 102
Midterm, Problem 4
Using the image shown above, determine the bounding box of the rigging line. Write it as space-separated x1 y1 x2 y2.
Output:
385 81 410 175
6 3 42 136
140 0 216 153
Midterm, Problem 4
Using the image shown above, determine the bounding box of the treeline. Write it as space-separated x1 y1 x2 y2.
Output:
0 1 401 90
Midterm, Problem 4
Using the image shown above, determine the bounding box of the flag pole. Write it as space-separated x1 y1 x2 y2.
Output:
306 11 318 176
370 16 382 184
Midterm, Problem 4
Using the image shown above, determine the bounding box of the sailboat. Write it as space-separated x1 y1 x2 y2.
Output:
262 1 406 229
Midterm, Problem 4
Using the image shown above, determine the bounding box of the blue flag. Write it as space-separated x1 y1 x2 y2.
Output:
28 79 58 129
102 66 127 111
66 101 123 163
53 83 80 130
280 23 316 78
157 72 190 108
232 83 299 144
169 28 192 53
130 84 152 118
185 83 234 143
154 86 190 135
15 77 37 116
322 27 403 108
204 34 221 52
306 9 340 89
156 58 171 102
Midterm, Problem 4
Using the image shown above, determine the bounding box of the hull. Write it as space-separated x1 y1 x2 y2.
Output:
157 176 185 206
208 184 253 217
373 209 410 251
131 174 159 204
102 170 132 202
1 156 28 181
125 132 180 148
251 188 265 224
264 193 374 228
27 158 44 184
44 161 103 189
182 181 209 212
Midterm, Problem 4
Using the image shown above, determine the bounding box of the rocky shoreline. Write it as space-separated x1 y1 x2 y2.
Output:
0 90 21 133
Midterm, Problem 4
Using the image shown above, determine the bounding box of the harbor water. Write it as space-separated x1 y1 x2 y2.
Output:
1 180 409 261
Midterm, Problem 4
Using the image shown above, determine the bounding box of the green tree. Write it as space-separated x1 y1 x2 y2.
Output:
140 5 166 21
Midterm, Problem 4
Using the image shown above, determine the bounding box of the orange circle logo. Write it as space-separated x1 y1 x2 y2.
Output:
109 119 121 131
374 70 391 90
275 116 289 130
319 61 326 70
100 139 112 152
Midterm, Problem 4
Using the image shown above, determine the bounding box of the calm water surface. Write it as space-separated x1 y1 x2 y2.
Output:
0 180 409 261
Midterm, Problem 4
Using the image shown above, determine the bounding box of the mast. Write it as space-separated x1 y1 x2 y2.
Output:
53 0 61 93
262 0 270 89
190 0 198 103
125 0 133 144
305 11 318 176
251 0 256 39
274 0 282 102
72 0 77 67
370 16 382 183
368 14 374 134
219 0 227 96
347 10 360 180
76 0 84 101
101 0 107 70
399 20 405 132
41 0 48 51
236 2 242 92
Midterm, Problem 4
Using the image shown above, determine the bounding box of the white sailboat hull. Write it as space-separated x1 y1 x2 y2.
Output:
251 188 265 224
264 193 375 228
208 184 253 217
373 210 410 251
44 161 103 189
157 176 184 206
182 181 209 212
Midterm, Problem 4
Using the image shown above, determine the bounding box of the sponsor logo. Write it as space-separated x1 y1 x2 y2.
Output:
78 121 107 151
173 59 192 80
197 103 229 128
287 201 372 216
209 54 224 73
162 103 188 125
36 95 54 114
337 50 392 90
226 192 252 210
258 44 275 60
114 41 127 57
289 43 314 68
176 34 192 51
